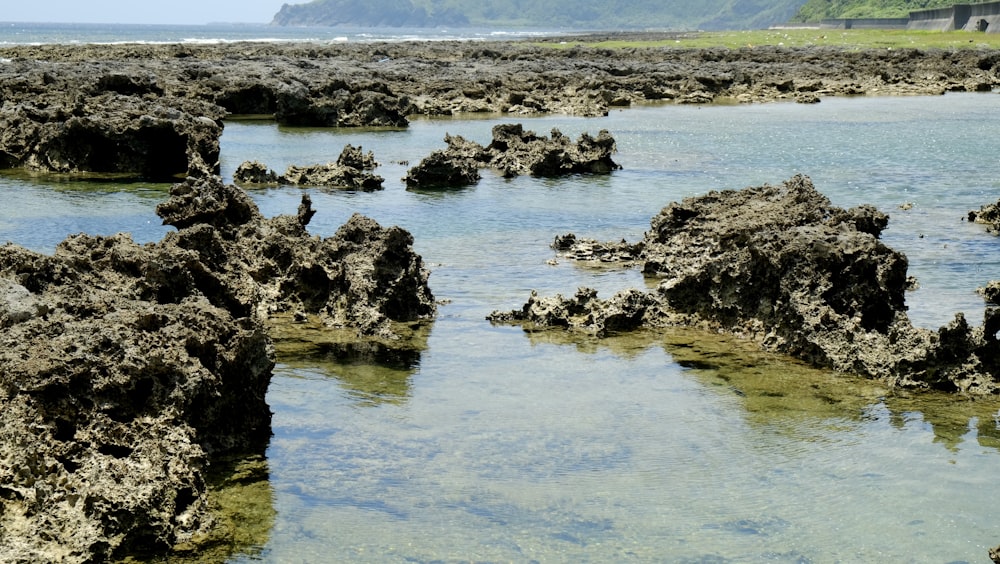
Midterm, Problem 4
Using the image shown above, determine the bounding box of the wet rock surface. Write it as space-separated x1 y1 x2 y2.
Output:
1 41 997 177
0 177 434 561
491 175 1000 394
968 197 1000 234
404 134 483 188
234 144 384 190
405 124 619 187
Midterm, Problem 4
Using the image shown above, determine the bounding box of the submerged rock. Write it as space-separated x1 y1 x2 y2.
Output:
490 175 1000 394
0 176 435 561
551 233 643 264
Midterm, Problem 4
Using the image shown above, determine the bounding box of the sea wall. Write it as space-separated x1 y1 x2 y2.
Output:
811 3 1000 33
963 1 1000 32
820 18 908 29
908 5 971 31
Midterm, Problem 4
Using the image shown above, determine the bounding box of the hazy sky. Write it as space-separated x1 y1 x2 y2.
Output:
4 0 287 25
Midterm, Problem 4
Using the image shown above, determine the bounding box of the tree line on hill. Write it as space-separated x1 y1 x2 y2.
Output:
791 0 988 22
270 0 991 29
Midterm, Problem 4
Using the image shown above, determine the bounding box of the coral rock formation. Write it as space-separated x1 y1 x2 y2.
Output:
491 175 1000 394
0 176 435 561
405 124 620 187
234 144 384 190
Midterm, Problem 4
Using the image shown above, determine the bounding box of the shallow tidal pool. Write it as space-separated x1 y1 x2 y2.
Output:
5 93 1000 562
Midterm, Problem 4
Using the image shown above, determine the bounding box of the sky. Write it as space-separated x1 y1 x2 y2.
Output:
3 0 288 25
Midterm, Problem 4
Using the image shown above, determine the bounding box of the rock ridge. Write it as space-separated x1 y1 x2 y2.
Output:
490 175 1000 394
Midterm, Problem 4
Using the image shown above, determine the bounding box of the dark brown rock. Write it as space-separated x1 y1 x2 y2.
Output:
0 93 222 178
233 160 280 184
485 124 620 178
0 176 435 561
491 175 1000 394
235 145 384 190
969 198 1000 234
406 125 620 187
1 42 997 178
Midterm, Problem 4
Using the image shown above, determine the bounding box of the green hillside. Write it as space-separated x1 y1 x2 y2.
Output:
271 0 810 30
271 0 998 29
791 0 986 22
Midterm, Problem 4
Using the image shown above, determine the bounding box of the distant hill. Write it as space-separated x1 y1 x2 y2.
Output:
271 0 810 30
791 0 984 22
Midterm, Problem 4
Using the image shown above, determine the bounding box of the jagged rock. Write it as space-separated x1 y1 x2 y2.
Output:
980 281 1000 305
0 236 273 562
0 93 222 178
234 145 384 190
403 150 480 188
487 287 655 337
2 42 999 133
491 175 1000 394
154 176 433 335
233 160 279 184
406 125 621 187
403 133 484 188
551 233 644 264
968 199 1000 234
274 81 410 127
485 124 620 178
0 176 435 561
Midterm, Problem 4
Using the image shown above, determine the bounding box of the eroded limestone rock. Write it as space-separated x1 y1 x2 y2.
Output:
405 125 620 188
490 175 1000 394
0 176 435 562
0 93 223 178
234 145 384 190
969 198 1000 234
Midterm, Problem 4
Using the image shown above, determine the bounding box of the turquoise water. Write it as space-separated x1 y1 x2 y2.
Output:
4 94 1000 561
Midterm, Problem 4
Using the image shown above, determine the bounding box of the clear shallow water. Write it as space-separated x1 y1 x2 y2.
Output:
4 94 1000 561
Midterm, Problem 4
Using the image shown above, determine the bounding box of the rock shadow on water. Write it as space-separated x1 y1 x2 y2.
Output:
516 325 1000 456
123 454 276 564
269 313 430 407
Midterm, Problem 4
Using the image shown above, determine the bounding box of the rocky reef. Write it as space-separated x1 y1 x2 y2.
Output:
0 177 434 561
404 124 619 187
1 41 997 178
490 175 1000 394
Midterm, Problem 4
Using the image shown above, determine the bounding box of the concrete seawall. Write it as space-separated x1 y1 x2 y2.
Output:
964 2 1000 32
908 2 1000 33
806 2 1000 33
820 18 908 29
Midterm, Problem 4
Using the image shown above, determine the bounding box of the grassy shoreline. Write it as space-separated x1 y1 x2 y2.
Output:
538 28 1000 50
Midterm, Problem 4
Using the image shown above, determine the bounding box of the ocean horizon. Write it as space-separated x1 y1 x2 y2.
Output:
0 20 567 45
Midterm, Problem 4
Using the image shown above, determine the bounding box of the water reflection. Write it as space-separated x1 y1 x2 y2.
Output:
520 325 1000 456
268 314 430 407
884 393 1000 454
123 454 275 564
